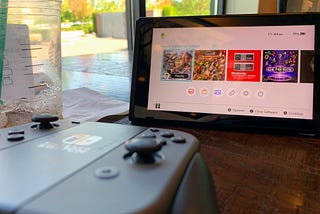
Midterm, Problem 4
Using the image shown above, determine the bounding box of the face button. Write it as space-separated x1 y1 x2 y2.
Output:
171 136 186 144
7 134 25 141
160 131 174 138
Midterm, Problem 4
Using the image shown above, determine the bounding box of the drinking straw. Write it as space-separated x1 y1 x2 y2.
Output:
0 0 8 101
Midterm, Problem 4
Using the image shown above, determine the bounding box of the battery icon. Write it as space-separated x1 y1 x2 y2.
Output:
300 32 306 35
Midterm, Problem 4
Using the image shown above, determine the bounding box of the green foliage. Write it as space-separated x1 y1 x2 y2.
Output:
62 0 125 33
62 0 211 33
68 0 93 23
61 23 94 34
61 24 83 31
162 5 178 16
146 0 211 16
61 0 77 22
146 0 154 10
83 23 94 34
92 12 97 33
173 0 210 16
62 0 94 33
62 10 77 23
95 0 125 13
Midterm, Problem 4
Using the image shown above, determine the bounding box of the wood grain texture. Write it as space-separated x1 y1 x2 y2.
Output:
190 128 320 213
114 116 320 213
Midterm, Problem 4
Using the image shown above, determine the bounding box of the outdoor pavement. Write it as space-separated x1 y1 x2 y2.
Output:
61 31 128 57
61 31 132 102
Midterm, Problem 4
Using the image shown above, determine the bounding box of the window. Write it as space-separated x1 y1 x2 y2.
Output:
145 0 216 17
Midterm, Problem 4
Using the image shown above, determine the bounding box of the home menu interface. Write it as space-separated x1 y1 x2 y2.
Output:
147 25 315 120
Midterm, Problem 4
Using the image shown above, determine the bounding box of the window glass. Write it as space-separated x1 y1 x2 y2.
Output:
146 0 213 17
61 0 127 57
225 0 259 14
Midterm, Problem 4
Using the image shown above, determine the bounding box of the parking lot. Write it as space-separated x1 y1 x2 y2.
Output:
61 31 128 57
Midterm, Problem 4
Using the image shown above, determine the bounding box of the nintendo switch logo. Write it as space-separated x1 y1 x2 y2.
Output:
37 134 102 154
62 134 102 146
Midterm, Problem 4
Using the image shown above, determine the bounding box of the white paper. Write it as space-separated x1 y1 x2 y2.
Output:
62 87 129 122
1 24 35 100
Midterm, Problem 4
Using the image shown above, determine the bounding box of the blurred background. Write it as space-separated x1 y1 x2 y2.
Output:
61 0 289 57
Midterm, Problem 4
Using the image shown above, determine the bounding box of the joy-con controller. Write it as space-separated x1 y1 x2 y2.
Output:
0 117 218 214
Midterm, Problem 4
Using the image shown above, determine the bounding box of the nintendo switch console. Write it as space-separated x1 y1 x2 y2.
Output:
129 13 320 136
0 116 218 213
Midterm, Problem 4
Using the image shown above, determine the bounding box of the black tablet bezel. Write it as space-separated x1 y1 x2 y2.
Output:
129 13 320 136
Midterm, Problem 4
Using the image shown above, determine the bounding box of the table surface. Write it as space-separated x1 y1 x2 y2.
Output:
114 117 320 214
63 51 320 214
183 127 320 214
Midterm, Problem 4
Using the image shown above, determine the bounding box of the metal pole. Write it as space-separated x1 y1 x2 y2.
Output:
125 0 133 51
278 0 287 13
126 0 145 51
216 0 226 15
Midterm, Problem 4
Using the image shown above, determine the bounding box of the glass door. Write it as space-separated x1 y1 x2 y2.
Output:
145 0 221 17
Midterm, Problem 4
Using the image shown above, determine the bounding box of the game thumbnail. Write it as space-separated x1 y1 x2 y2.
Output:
262 50 298 82
227 50 261 82
193 50 226 81
161 50 193 81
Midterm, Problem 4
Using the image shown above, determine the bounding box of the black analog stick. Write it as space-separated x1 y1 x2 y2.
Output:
125 138 163 163
31 114 59 129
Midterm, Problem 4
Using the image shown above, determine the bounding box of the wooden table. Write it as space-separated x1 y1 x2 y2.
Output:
188 128 320 213
113 117 320 213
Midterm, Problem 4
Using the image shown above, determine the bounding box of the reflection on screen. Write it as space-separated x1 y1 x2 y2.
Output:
148 25 315 120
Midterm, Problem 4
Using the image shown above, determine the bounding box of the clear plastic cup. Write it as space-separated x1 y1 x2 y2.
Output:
0 0 62 127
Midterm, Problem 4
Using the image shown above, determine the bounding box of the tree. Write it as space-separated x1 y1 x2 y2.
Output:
62 0 77 22
146 0 173 10
173 0 210 16
68 0 93 23
146 0 210 16
95 0 125 13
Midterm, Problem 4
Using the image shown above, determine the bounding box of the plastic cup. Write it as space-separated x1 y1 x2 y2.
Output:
0 0 62 127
